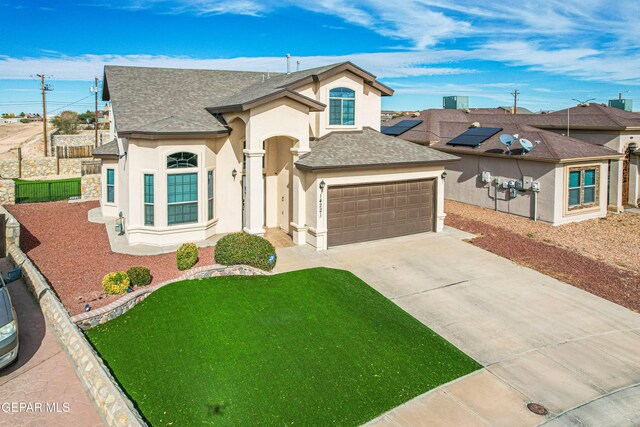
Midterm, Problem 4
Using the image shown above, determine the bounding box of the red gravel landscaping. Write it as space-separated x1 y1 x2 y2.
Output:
6 201 215 315
446 211 640 313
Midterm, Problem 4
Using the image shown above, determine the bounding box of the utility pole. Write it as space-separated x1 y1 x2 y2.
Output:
91 78 100 147
36 74 52 156
511 89 520 114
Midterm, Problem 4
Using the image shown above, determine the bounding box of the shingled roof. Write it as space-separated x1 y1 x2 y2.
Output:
295 127 459 171
432 123 622 163
540 103 640 130
92 139 119 159
386 105 640 147
103 62 393 137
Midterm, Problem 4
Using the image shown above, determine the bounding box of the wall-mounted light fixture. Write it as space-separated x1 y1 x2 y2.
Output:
319 180 326 190
232 168 238 180
441 171 447 181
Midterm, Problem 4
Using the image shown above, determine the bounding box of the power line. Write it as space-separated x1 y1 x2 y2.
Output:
48 94 94 113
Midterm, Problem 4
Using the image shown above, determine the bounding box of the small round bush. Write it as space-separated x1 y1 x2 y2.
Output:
102 272 130 295
215 232 277 271
127 266 151 287
176 243 199 271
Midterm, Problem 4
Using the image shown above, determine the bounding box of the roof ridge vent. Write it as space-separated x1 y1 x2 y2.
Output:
470 121 480 128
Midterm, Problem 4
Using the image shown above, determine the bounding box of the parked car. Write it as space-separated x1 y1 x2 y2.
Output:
0 276 18 369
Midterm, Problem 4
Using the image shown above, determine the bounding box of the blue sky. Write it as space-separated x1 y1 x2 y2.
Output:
1 0 638 115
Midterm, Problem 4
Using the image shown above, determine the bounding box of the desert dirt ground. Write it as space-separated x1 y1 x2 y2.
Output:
446 200 640 273
0 122 51 159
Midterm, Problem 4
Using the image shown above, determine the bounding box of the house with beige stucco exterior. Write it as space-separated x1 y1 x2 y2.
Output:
383 108 625 225
92 62 458 250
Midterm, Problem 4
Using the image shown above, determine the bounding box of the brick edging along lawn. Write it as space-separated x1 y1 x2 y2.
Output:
446 212 640 313
6 201 215 315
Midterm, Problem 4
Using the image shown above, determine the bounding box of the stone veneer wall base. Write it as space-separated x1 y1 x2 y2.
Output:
8 245 146 427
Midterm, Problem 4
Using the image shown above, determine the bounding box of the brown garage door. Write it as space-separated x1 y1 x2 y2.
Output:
327 179 434 247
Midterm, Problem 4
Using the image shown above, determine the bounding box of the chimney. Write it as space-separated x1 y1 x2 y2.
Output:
286 54 291 74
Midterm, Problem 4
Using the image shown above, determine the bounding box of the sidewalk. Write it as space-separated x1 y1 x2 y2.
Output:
0 259 102 426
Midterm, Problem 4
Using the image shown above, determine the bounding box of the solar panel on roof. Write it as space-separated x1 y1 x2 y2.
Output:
394 120 422 129
446 127 502 147
381 119 423 136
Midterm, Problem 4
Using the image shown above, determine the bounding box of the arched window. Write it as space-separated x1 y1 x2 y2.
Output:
329 87 355 125
167 152 198 169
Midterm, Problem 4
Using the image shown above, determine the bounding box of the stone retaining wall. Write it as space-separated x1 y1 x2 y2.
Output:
0 157 93 179
8 245 146 427
0 159 19 178
0 205 19 247
0 179 15 205
52 132 109 148
82 174 101 199
72 264 266 329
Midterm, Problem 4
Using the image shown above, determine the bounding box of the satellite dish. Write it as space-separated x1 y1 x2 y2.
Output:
499 134 514 147
520 138 534 152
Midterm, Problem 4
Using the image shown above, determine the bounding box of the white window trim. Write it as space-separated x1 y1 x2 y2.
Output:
143 172 155 227
325 85 358 130
166 171 199 226
207 167 215 222
105 167 116 206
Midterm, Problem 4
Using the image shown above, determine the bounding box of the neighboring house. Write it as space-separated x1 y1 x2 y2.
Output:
532 104 640 209
93 62 458 250
383 109 624 225
385 103 640 211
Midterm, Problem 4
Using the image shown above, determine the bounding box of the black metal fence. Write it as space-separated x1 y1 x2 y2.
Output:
15 179 81 204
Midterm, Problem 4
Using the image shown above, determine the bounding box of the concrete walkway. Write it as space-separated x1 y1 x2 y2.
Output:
0 259 102 426
274 228 640 426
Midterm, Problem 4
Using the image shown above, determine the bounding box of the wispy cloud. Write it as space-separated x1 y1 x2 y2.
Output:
0 52 476 80
3 1 638 88
76 0 639 86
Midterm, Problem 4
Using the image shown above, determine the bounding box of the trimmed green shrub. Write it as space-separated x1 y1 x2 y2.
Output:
215 233 277 271
177 243 199 271
127 266 151 287
102 272 130 295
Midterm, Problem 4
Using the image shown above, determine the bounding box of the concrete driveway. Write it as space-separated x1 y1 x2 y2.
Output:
0 259 102 427
275 228 640 426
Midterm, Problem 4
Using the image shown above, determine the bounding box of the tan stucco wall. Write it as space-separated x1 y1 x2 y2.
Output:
547 129 639 208
295 71 382 138
445 154 557 222
101 159 119 218
443 153 609 225
103 138 230 246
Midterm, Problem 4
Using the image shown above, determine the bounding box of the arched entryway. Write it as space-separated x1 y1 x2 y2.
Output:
263 136 296 234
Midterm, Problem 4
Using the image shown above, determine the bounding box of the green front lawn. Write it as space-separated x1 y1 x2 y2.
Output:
87 268 480 426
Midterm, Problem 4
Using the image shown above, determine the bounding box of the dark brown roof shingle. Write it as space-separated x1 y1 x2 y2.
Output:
295 127 459 171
